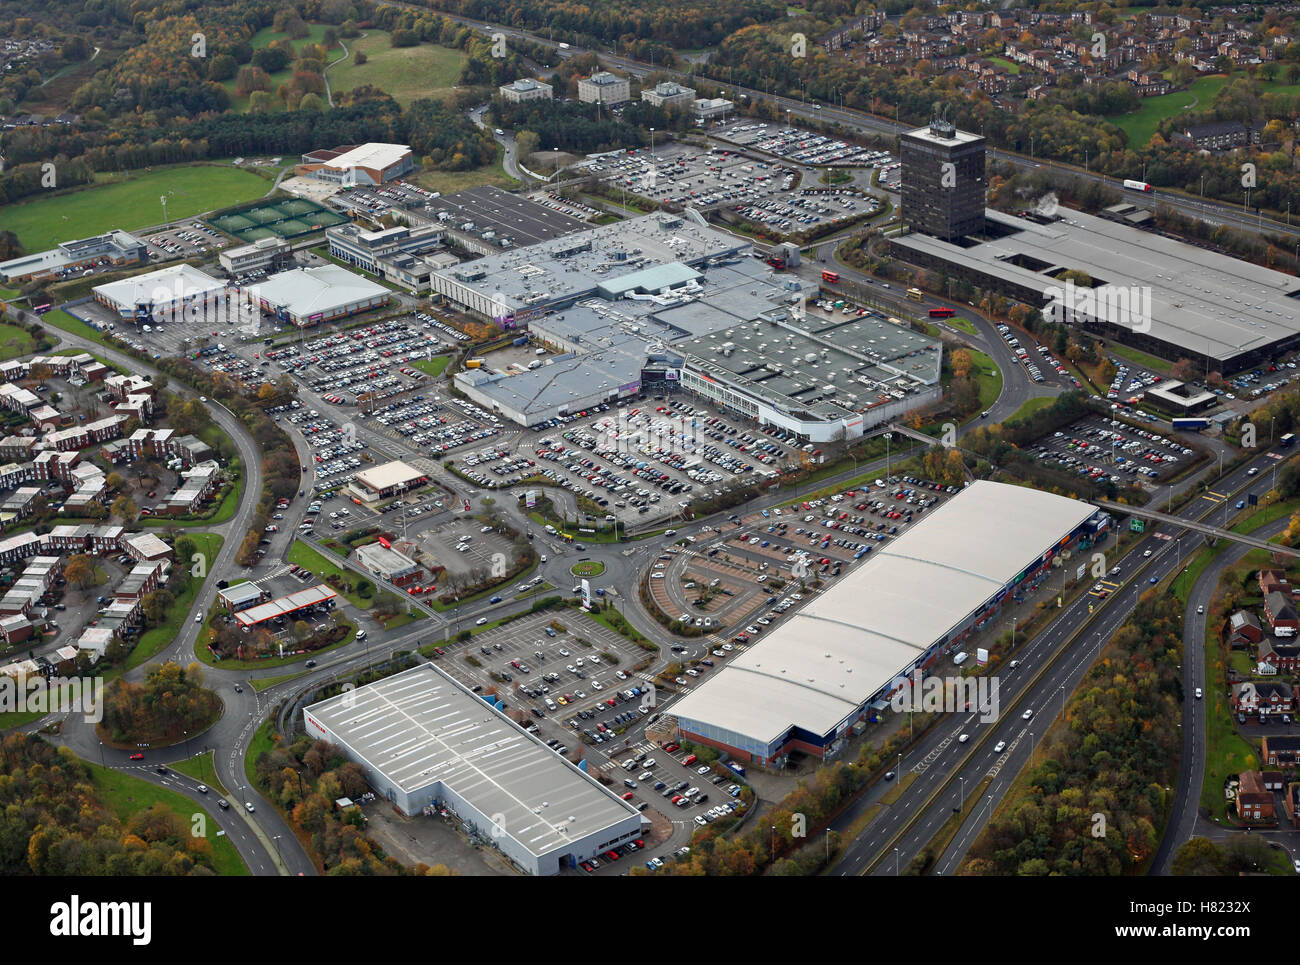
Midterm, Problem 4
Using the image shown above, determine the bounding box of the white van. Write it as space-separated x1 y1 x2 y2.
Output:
952 652 969 666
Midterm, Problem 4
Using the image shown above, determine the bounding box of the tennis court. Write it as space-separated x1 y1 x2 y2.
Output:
209 199 347 241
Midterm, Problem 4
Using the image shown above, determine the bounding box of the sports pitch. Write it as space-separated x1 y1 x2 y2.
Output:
209 197 347 241
0 165 270 252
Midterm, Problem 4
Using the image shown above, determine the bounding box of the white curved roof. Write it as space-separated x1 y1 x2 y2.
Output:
672 481 1096 746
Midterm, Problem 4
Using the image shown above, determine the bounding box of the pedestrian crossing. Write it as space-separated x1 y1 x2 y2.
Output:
409 457 443 477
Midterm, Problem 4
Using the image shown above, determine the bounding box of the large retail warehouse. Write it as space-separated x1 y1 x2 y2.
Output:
304 664 643 875
670 481 1110 766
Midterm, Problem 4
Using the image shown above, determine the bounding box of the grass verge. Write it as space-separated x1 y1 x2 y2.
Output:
124 532 224 671
85 758 248 875
169 751 229 796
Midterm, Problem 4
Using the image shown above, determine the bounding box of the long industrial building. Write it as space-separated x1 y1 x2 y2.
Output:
670 481 1109 766
304 664 644 875
889 123 1300 375
0 229 146 283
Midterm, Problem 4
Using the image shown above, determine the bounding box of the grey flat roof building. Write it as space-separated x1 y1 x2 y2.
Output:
304 664 643 875
430 212 746 322
680 311 941 442
892 206 1300 373
0 229 146 283
446 218 943 435
424 186 587 248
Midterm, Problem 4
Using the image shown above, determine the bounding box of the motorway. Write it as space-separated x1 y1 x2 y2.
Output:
825 445 1284 875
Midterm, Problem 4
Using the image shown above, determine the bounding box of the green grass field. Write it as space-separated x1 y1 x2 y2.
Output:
85 758 249 875
1006 397 1055 423
969 348 1003 411
125 532 223 670
988 56 1020 75
251 671 307 692
1 166 270 252
169 752 227 794
329 32 466 107
945 315 978 336
1108 75 1228 148
250 23 334 50
413 152 520 194
1105 341 1173 373
42 309 114 348
413 356 451 378
0 323 37 361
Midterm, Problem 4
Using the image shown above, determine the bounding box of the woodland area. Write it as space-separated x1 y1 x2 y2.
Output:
0 734 224 875
960 593 1184 875
253 730 455 875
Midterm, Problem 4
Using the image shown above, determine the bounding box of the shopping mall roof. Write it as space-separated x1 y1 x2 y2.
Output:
671 481 1098 747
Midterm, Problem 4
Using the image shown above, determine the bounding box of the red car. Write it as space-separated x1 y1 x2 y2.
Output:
662 742 680 753
129 753 144 761
622 792 635 801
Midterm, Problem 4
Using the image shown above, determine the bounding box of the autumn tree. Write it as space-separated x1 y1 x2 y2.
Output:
141 589 175 626
110 495 139 524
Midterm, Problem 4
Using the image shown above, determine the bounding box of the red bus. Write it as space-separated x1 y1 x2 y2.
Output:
377 536 391 549
928 307 955 319
821 270 839 284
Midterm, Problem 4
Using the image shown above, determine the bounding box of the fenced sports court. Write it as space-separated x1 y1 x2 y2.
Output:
208 197 348 242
